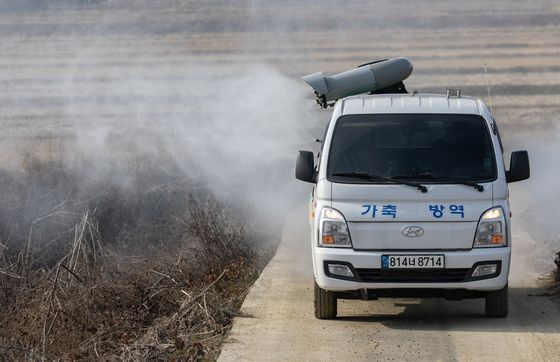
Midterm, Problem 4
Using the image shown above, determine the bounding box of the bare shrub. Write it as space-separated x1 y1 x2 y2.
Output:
185 194 255 264
0 156 278 360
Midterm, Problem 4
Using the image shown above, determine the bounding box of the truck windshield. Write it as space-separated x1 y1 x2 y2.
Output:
327 114 497 183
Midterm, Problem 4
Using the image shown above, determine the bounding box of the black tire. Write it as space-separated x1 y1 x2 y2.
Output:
485 284 508 318
314 282 337 319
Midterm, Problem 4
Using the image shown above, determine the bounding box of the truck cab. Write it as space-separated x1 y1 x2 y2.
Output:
296 92 530 319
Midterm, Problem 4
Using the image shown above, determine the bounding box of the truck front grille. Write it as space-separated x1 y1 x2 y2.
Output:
355 268 470 283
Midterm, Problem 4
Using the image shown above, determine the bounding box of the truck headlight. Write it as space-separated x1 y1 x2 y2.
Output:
319 207 352 247
473 207 506 247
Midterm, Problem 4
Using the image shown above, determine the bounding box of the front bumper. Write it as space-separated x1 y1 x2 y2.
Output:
314 246 510 292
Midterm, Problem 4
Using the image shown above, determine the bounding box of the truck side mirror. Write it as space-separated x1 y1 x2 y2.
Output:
506 150 530 183
295 150 316 183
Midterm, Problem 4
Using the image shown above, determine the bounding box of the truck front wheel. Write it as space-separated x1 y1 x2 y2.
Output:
485 285 508 318
314 282 337 319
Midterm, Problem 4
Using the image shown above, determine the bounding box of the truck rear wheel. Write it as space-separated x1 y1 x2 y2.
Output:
485 285 508 318
314 282 337 319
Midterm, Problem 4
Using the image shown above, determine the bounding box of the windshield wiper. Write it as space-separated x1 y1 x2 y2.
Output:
332 172 428 193
391 172 484 192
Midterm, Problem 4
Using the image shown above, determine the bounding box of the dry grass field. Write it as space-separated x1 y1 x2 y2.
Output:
0 0 559 360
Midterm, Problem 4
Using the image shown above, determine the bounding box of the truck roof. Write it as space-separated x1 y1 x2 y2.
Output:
340 93 483 116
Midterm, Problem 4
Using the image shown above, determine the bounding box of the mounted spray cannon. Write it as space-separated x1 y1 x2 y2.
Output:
302 57 413 108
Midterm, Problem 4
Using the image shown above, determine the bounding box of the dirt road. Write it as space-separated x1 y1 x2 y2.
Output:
219 206 560 361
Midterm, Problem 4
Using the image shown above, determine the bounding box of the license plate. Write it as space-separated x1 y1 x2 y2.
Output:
381 255 445 269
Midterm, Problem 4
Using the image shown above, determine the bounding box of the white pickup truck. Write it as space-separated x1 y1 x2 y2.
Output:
296 59 530 319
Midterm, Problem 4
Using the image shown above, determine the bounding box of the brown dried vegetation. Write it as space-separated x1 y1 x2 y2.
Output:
0 158 278 360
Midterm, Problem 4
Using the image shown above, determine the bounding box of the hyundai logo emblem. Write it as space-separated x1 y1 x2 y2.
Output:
401 226 424 237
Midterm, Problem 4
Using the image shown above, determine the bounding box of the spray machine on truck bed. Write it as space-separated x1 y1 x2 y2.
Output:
295 57 530 319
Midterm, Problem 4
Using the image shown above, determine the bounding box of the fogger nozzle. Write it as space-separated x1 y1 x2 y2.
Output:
302 57 413 108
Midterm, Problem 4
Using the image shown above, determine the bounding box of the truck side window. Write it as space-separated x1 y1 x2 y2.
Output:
315 118 331 171
493 119 504 154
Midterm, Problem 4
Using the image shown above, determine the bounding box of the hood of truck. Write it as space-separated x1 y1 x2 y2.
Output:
331 182 493 250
